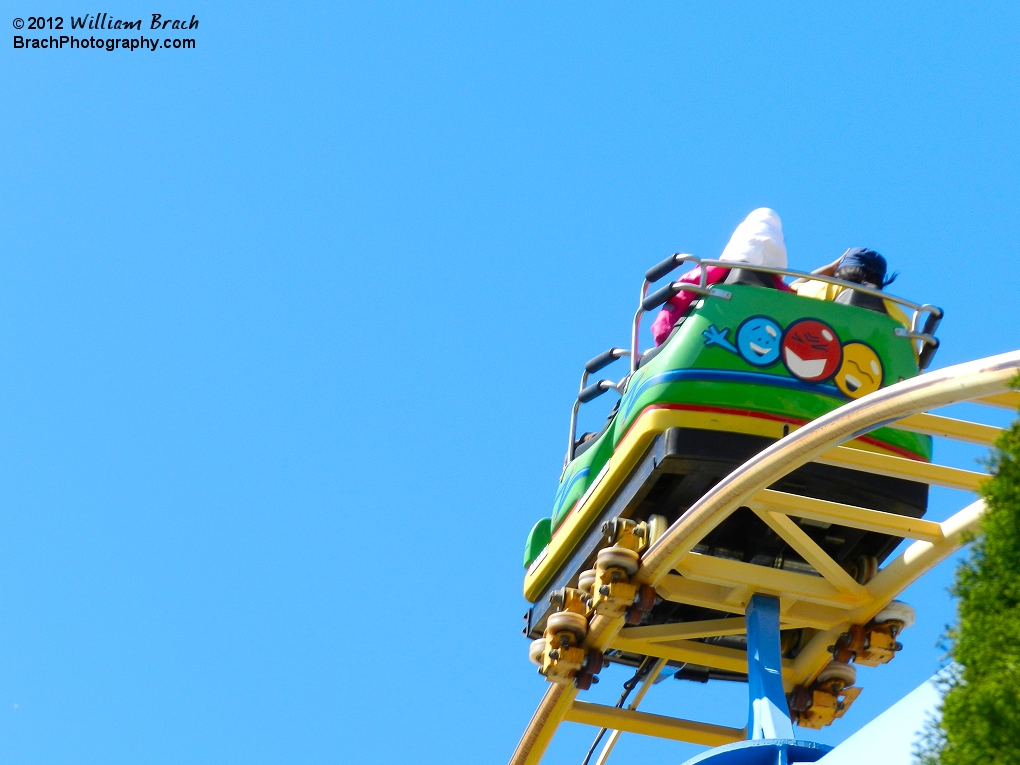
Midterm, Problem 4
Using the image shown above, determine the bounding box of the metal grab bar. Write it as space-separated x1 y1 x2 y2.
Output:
630 253 698 374
690 258 945 356
630 254 945 372
641 281 720 312
565 348 630 467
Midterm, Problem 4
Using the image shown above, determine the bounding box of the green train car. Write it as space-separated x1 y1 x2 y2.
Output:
522 256 942 646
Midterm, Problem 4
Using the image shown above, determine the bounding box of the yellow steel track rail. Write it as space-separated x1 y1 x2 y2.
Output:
510 350 1020 765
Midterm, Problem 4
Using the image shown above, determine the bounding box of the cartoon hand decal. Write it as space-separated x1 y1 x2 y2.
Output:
702 325 738 354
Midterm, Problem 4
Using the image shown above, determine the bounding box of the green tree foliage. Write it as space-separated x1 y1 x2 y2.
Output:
917 384 1020 764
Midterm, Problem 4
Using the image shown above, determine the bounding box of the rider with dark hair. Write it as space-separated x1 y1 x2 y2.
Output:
793 247 908 326
834 247 898 288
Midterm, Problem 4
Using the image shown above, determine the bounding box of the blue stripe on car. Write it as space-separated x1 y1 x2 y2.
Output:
620 368 847 420
552 466 591 519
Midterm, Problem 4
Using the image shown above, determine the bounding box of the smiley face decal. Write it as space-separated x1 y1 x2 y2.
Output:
735 316 782 366
781 319 842 382
836 342 884 398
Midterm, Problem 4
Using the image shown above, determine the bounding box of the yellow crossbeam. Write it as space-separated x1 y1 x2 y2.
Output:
750 508 868 599
817 445 988 491
655 574 747 614
782 600 856 630
653 572 862 626
750 489 945 543
677 553 858 608
610 635 752 674
619 618 748 643
789 499 986 686
591 658 668 765
974 391 1020 410
895 413 1004 446
565 702 745 748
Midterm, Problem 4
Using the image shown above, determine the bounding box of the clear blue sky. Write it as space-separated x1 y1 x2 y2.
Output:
2 3 1019 764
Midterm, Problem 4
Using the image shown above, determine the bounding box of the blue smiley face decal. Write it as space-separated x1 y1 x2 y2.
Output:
736 316 782 366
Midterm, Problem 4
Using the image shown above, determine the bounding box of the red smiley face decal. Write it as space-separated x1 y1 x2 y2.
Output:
781 320 842 382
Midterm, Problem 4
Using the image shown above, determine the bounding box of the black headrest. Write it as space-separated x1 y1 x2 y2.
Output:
834 288 888 315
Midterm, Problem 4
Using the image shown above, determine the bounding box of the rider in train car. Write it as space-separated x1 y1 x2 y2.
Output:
650 208 791 348
793 247 909 327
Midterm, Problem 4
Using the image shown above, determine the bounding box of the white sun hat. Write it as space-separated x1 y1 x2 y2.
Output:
718 208 787 269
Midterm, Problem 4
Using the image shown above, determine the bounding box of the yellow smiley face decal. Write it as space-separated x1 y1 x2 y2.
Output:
836 342 884 398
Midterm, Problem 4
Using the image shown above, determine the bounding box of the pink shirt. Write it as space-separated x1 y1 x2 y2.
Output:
650 267 793 346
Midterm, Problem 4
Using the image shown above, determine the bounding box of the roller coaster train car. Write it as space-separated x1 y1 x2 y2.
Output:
522 255 943 682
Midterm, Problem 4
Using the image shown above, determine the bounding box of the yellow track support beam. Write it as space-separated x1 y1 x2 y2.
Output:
591 658 668 765
975 390 1020 410
817 445 988 491
655 575 746 614
676 553 858 608
619 618 748 642
750 508 868 598
858 500 985 617
895 412 1004 445
791 498 986 684
610 636 758 675
749 490 944 542
653 574 854 629
781 600 857 630
565 702 745 748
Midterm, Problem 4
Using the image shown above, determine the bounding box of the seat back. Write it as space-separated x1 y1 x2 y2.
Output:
639 321 685 368
834 287 889 315
722 268 775 289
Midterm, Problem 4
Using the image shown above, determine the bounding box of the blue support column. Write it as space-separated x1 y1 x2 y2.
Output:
745 594 794 741
678 594 830 765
